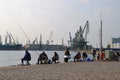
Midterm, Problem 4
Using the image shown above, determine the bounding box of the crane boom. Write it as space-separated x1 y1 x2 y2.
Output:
77 21 89 41
13 18 30 44
83 21 89 33
46 31 53 45
82 21 89 41
9 33 15 43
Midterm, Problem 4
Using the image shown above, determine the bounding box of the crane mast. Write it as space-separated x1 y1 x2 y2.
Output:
46 31 53 45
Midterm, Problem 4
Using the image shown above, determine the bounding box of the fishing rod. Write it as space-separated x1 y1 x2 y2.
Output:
13 18 30 43
11 17 41 57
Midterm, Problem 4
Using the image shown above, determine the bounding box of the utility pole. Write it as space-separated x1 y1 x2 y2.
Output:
100 12 103 59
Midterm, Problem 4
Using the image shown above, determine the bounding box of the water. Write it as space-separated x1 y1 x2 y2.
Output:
0 50 92 67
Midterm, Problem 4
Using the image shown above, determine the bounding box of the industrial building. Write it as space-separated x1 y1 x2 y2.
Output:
110 37 120 48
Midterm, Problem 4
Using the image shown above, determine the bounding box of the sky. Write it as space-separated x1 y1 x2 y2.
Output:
0 0 120 48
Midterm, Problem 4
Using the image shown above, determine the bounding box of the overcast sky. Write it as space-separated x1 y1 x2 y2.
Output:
0 0 120 47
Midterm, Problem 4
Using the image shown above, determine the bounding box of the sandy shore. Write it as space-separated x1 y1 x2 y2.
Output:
0 61 120 80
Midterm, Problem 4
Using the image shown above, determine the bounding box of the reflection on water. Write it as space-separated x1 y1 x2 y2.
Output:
0 50 92 67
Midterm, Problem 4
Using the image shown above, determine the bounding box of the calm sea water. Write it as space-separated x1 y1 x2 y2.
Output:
0 50 92 67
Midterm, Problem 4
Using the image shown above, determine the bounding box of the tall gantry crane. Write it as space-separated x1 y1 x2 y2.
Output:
46 31 53 45
70 20 89 50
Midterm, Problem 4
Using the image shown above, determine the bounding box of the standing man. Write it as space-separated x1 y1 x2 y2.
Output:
92 49 96 61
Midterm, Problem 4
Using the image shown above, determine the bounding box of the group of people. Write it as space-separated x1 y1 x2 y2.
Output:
73 51 88 62
36 51 59 64
21 50 59 65
21 49 120 65
21 49 91 65
91 49 120 61
63 49 90 62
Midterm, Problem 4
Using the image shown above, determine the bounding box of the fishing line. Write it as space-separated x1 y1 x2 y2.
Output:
13 18 30 43
6 58 21 62
12 17 40 54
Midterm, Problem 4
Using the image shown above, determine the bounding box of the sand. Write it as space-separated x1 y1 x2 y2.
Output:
0 61 120 80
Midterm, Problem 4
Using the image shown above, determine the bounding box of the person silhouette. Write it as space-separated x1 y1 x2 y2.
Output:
21 50 31 65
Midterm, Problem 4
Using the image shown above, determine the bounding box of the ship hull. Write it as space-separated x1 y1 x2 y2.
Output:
0 44 22 50
26 44 67 51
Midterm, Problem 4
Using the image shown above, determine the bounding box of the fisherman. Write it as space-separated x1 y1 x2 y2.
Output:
21 50 31 65
100 51 105 61
82 51 88 61
92 49 96 61
97 52 100 61
64 48 71 62
113 51 119 61
52 52 59 63
36 51 48 64
74 51 81 62
117 52 120 61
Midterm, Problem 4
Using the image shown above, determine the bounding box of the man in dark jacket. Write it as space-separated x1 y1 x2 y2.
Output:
52 52 59 63
21 50 31 65
74 51 81 62
37 51 48 64
82 51 88 61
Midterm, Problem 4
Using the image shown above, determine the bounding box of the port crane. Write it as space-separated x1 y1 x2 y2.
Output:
46 31 53 45
5 32 17 45
77 20 89 42
70 20 89 49
32 37 38 45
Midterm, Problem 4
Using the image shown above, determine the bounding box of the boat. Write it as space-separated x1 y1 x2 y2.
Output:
23 33 67 51
25 44 67 51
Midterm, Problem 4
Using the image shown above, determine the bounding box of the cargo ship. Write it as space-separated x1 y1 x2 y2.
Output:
24 32 68 51
26 44 67 51
0 44 22 50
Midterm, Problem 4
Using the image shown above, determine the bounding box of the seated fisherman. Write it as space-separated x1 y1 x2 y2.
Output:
21 50 31 65
64 48 71 62
74 51 81 62
52 52 59 63
37 51 48 64
82 51 88 61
